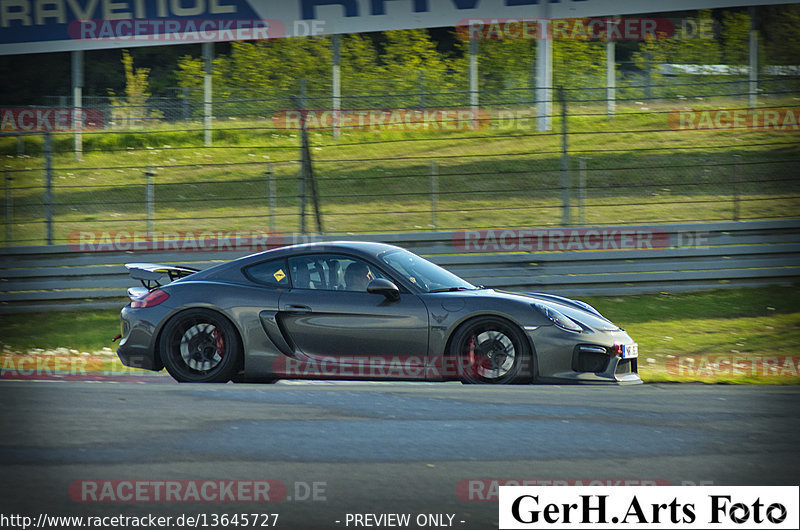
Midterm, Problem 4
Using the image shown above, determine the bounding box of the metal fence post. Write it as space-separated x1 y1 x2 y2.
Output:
536 16 553 132
145 166 155 235
267 163 276 233
292 83 323 235
558 87 571 226
4 169 11 245
606 36 616 119
748 7 758 109
332 34 341 139
298 164 307 236
44 131 53 245
430 161 438 229
72 50 84 161
294 89 308 236
469 40 479 124
203 42 213 147
578 157 589 225
732 155 740 222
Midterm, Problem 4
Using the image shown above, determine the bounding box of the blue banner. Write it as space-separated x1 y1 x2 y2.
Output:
0 0 792 55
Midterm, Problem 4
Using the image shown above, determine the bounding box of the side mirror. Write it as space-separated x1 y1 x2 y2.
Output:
367 278 400 302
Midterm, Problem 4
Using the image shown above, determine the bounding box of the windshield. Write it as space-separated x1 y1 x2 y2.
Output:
380 249 476 293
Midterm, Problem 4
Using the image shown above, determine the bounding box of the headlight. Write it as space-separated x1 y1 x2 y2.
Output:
533 304 582 333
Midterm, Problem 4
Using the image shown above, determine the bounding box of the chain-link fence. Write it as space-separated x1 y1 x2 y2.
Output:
30 63 800 125
2 78 799 246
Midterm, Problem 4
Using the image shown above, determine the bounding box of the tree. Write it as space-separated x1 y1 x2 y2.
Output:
175 36 333 110
628 10 727 97
477 38 536 98
671 10 723 64
381 29 449 72
220 37 331 96
341 33 380 78
720 10 750 64
108 50 162 126
456 23 608 104
553 39 605 94
378 29 458 104
760 4 800 65
175 54 204 91
632 10 723 67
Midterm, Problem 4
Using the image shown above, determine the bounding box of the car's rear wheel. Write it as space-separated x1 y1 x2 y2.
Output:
450 316 531 384
158 309 241 383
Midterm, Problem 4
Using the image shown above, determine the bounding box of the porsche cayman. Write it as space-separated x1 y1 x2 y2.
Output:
116 241 641 384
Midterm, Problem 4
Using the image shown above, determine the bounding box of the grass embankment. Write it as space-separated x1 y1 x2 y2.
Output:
1 98 799 244
583 285 800 384
1 285 797 383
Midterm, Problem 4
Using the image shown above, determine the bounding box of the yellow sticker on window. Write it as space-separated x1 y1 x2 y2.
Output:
273 269 286 282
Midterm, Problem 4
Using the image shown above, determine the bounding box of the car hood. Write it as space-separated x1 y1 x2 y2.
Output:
484 289 621 332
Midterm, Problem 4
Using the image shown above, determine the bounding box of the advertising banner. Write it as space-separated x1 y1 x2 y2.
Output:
0 0 795 55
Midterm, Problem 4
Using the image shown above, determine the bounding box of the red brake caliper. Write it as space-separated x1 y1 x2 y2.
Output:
467 335 478 376
213 329 226 359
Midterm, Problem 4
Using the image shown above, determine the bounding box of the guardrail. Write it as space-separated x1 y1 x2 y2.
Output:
1 220 798 313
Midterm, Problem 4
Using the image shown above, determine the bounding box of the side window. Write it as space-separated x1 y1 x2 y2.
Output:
289 257 325 290
243 259 289 288
288 255 385 292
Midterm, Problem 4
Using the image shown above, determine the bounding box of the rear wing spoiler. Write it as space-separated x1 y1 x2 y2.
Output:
125 262 199 290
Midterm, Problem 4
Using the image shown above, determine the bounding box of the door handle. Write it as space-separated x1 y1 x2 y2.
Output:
284 304 312 314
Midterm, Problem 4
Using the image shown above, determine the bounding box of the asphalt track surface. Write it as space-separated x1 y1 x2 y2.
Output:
0 380 798 529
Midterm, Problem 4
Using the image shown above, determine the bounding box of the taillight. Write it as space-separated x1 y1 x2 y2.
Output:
131 289 169 308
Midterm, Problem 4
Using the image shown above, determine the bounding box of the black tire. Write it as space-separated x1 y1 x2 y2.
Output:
449 316 531 384
158 309 241 383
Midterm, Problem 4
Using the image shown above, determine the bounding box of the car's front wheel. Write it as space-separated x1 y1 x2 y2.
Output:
158 309 241 383
450 316 531 384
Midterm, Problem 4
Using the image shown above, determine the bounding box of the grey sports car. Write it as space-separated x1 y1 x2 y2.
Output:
116 241 641 384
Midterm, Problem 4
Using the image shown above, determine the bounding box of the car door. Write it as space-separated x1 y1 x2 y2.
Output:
277 254 429 374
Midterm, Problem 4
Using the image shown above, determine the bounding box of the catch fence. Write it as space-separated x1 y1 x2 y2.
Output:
1 79 799 246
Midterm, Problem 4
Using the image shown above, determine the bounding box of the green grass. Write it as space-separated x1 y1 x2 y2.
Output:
583 285 798 323
2 97 799 245
0 309 121 353
583 285 800 383
1 285 798 383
